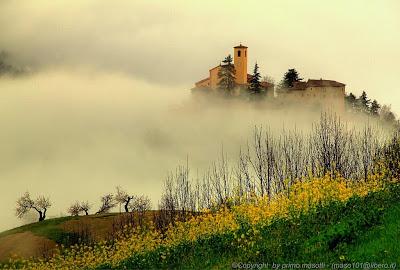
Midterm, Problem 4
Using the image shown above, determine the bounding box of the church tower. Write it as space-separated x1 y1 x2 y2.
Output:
234 44 248 85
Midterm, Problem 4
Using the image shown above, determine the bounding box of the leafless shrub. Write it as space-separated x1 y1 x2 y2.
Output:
36 241 55 259
160 112 391 213
107 212 136 243
63 220 94 246
130 195 151 226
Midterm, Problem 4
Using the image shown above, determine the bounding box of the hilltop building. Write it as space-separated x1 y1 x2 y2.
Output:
278 79 346 111
194 44 273 93
193 44 346 112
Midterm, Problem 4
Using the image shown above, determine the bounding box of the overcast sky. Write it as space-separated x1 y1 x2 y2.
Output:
0 0 399 112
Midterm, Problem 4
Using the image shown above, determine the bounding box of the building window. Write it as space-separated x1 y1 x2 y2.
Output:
245 50 247 57
238 50 241 57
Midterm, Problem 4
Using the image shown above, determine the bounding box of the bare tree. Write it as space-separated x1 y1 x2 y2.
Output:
115 186 134 213
16 192 51 222
68 201 82 216
96 194 116 214
80 201 91 215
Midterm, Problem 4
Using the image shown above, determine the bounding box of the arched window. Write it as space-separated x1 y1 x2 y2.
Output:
238 50 241 57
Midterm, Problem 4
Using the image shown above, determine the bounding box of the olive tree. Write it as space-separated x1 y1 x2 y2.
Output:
16 192 51 222
96 194 116 214
115 186 134 213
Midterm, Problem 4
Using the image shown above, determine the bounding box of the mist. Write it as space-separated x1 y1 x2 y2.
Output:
0 69 321 231
0 0 398 232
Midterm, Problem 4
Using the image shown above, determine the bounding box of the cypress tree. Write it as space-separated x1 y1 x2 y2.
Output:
345 92 357 111
217 55 236 94
249 63 262 94
357 91 371 112
370 99 380 116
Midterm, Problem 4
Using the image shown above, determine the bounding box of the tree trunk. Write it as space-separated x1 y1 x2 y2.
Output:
124 197 132 213
38 210 44 222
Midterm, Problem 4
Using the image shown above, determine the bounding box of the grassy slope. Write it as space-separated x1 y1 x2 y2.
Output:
0 212 162 262
347 203 400 263
1 190 399 268
0 216 77 244
107 184 400 269
0 213 125 245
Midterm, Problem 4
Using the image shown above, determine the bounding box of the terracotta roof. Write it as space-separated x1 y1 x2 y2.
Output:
307 79 345 87
195 77 210 85
209 65 221 71
291 79 345 91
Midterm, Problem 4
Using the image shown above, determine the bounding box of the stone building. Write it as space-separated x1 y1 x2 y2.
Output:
280 79 346 111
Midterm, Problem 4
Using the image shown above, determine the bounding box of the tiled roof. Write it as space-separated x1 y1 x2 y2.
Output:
307 79 345 87
209 65 221 71
195 77 209 84
292 79 345 90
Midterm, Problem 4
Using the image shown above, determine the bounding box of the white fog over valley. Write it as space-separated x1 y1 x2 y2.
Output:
0 0 399 232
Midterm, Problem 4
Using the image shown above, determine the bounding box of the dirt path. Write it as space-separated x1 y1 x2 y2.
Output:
0 231 56 261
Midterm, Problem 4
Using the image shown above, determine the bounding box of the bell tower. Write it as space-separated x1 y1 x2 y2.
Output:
234 44 248 85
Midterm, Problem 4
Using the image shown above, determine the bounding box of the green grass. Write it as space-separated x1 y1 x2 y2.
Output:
0 212 121 244
346 203 400 263
0 216 75 239
0 216 80 245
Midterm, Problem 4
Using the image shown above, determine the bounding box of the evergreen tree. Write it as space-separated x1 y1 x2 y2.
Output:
345 92 356 103
345 92 357 111
249 63 262 94
217 55 236 93
370 99 381 116
279 68 303 89
357 91 371 112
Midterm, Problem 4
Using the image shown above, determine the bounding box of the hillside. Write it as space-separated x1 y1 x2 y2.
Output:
150 189 400 269
0 212 154 262
2 177 399 269
97 182 400 269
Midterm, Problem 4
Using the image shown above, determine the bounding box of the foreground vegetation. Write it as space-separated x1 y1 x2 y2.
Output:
2 174 399 269
117 180 400 269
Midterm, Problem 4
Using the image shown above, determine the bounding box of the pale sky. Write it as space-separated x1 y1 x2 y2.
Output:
0 1 399 231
